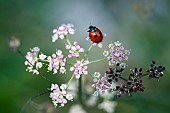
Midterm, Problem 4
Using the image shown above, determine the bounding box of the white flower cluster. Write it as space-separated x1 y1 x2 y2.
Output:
66 41 84 58
103 41 130 66
50 84 73 107
47 50 66 74
25 47 46 75
70 60 88 79
52 23 75 42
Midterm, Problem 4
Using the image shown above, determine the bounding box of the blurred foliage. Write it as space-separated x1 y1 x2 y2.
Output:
0 0 170 113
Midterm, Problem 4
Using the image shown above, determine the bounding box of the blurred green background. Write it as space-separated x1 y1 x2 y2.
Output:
0 0 170 113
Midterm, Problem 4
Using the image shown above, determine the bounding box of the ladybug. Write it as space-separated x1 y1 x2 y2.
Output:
87 25 103 43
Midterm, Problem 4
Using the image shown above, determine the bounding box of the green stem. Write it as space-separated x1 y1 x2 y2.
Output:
20 90 50 113
84 45 93 58
67 74 75 86
141 73 148 78
42 75 52 84
38 59 48 62
66 62 74 66
77 45 93 105
88 58 107 64
65 36 71 46
78 76 83 104
119 76 128 81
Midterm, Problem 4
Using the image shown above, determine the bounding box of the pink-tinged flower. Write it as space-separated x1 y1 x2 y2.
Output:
92 74 111 96
25 47 42 75
52 23 75 42
70 60 88 79
50 83 73 107
106 41 130 66
66 42 84 58
47 50 66 74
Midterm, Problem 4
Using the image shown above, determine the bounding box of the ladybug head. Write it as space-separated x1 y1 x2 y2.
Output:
88 25 96 32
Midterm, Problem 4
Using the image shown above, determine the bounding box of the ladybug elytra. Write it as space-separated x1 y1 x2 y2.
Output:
87 25 103 43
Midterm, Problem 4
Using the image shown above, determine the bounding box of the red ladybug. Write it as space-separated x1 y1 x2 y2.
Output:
88 25 103 43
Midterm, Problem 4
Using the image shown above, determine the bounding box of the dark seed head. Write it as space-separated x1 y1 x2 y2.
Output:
116 86 120 90
115 78 118 82
108 79 112 83
140 88 144 92
139 68 142 72
139 80 143 83
120 68 124 72
152 60 156 64
162 67 165 71
108 74 112 78
150 64 154 67
127 82 131 85
116 63 120 66
139 73 142 76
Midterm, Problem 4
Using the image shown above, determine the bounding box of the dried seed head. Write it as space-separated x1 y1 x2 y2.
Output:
8 36 21 52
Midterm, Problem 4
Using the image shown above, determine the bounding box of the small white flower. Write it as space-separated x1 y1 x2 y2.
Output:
58 26 65 31
94 72 101 78
52 34 59 42
92 43 97 46
83 71 88 75
98 43 103 48
59 34 65 39
39 53 47 60
53 101 58 108
51 84 59 90
120 63 127 68
36 62 42 69
31 47 40 52
83 59 89 65
60 84 67 90
65 44 71 49
53 69 58 74
47 66 52 71
79 48 84 52
33 69 39 75
125 50 130 55
86 37 89 41
70 67 74 71
103 50 109 57
26 66 33 72
108 43 114 48
68 28 75 35
71 46 76 51
60 67 66 74
56 50 62 56
114 41 121 46
66 94 73 100
109 61 114 66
